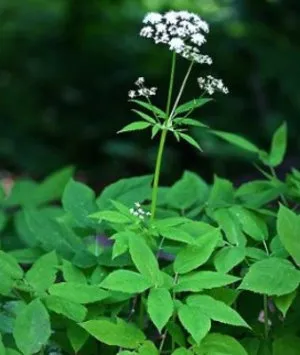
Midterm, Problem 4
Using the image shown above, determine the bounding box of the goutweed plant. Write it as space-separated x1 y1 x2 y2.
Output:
1 10 300 355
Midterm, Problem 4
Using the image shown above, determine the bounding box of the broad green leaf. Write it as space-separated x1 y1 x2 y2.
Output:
174 117 208 128
0 334 5 355
62 179 98 227
147 288 173 332
239 257 300 296
274 290 297 317
211 130 259 153
175 271 239 292
214 246 246 273
14 210 39 247
268 122 287 167
167 322 186 347
80 318 145 349
9 248 42 264
130 99 167 118
25 251 58 293
13 299 51 355
100 270 152 293
270 235 289 258
206 287 240 306
174 229 220 274
44 295 87 322
128 234 162 286
96 175 153 210
277 205 300 265
158 227 195 244
245 247 267 261
90 210 131 224
213 208 246 246
118 121 151 133
230 206 268 241
138 341 159 355
196 333 248 355
132 109 156 124
178 305 211 344
0 211 7 232
167 171 209 210
273 335 300 355
0 312 15 334
34 166 74 205
179 133 202 151
187 295 249 328
112 231 132 259
0 251 23 279
49 282 109 304
61 259 87 284
67 323 89 354
0 270 14 296
175 98 212 115
171 348 193 355
6 350 22 355
4 180 38 207
208 176 235 209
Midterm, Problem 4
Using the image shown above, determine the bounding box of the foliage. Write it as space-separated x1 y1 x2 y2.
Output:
1 6 300 355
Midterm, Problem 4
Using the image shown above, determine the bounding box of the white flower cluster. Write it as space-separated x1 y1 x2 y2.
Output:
128 77 157 99
129 202 151 220
197 75 229 95
140 11 212 65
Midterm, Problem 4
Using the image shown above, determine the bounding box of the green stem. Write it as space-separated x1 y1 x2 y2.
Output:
270 166 288 205
263 295 269 339
150 54 176 220
169 60 195 119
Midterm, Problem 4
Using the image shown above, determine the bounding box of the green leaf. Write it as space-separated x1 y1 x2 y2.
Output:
187 295 249 328
80 318 145 349
175 98 212 115
230 206 268 241
0 269 14 296
132 109 157 124
61 259 87 284
6 350 22 355
96 175 153 210
208 176 235 209
175 271 239 292
172 349 193 355
8 248 42 264
274 290 297 317
44 295 87 322
34 166 74 205
100 270 152 293
0 211 7 232
118 121 151 133
174 228 221 274
239 257 300 296
174 117 208 128
268 122 287 167
214 246 246 273
158 227 195 244
138 341 159 355
0 334 5 355
167 171 209 210
130 99 167 119
49 282 109 304
277 204 300 265
147 288 173 332
178 133 202 151
90 210 132 224
211 130 259 153
67 323 89 354
196 333 248 355
5 180 38 207
0 250 23 279
128 234 162 286
13 299 51 355
62 178 98 227
25 251 58 293
167 322 186 347
178 305 211 344
273 335 300 355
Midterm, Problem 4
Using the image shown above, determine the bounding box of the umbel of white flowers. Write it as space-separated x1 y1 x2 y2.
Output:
140 10 212 65
128 77 157 99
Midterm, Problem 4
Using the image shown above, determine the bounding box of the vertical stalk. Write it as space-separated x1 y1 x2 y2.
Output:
263 295 269 339
150 53 177 220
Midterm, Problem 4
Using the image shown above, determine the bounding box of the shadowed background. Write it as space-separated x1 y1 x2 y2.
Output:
0 0 299 188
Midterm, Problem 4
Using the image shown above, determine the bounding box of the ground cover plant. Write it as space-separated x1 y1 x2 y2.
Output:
1 10 300 355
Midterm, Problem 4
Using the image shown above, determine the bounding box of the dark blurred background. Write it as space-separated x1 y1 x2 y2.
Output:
0 0 299 188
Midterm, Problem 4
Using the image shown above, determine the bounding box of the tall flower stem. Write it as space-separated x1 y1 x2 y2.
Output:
150 53 176 220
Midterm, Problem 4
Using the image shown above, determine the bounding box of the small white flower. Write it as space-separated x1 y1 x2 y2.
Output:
169 37 185 53
129 208 135 214
139 215 145 220
197 75 228 95
191 33 206 46
135 77 145 86
177 11 192 20
143 12 163 24
140 26 154 38
146 212 151 216
156 23 167 33
128 90 136 98
134 202 141 208
133 211 139 216
165 11 179 24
